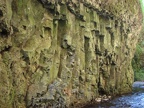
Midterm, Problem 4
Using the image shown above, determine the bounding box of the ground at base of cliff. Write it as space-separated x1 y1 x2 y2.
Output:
83 81 144 108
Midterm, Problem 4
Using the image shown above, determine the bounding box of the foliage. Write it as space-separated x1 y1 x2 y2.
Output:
132 37 144 81
132 45 142 69
134 70 144 81
132 10 144 81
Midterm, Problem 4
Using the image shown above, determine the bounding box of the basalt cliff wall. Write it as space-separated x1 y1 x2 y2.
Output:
0 0 142 108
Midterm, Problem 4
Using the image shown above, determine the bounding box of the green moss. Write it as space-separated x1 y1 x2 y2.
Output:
8 88 16 107
104 0 139 18
6 0 12 24
134 71 144 81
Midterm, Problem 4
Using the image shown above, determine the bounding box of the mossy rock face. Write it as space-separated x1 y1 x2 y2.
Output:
0 0 142 107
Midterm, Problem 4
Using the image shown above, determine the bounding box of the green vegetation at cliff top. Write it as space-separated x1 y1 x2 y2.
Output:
132 0 144 81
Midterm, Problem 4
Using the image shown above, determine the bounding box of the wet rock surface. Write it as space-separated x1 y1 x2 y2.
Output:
133 81 144 89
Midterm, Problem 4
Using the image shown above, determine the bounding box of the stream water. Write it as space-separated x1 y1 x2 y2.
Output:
85 82 144 108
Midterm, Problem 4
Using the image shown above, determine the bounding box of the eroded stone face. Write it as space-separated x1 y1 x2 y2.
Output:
0 0 142 107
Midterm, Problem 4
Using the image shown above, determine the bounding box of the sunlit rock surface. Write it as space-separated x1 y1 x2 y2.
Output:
0 0 142 107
